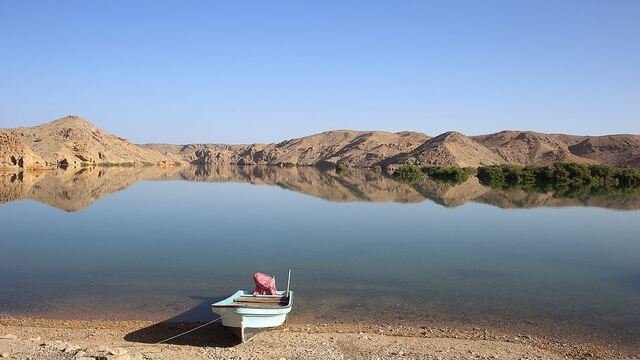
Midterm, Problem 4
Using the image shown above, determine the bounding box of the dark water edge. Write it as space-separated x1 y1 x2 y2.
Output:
0 165 639 353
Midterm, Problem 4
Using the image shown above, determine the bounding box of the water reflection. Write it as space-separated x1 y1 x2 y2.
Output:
1 165 640 211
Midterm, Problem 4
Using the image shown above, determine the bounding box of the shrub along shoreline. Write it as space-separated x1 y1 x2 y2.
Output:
476 163 640 197
392 164 473 184
390 163 640 197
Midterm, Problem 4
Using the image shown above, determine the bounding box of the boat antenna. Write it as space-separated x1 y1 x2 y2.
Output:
286 269 291 298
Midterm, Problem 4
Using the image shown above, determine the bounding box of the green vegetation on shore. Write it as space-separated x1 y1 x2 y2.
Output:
477 163 640 197
423 166 474 184
392 165 423 182
393 165 472 184
391 162 640 198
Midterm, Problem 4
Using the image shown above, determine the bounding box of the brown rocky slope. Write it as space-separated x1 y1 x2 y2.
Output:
148 129 640 168
145 130 430 168
471 131 592 165
0 131 47 170
567 135 640 167
1 116 178 170
386 131 504 167
2 116 639 169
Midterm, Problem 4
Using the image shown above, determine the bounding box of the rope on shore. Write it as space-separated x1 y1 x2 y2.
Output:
155 315 228 344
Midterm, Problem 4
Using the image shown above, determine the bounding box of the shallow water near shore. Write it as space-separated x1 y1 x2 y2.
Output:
0 165 639 351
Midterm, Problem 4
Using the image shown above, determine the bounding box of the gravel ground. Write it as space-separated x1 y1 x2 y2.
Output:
0 317 636 360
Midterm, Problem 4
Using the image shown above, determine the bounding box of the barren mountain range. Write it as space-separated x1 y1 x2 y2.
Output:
1 116 639 171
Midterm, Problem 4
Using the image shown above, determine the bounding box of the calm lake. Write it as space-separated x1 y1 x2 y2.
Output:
1 165 639 349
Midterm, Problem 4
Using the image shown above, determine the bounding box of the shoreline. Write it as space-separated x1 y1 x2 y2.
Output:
1 316 636 359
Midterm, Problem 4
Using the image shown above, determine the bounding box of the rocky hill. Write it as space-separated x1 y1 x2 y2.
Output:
2 116 639 170
386 131 504 167
567 135 640 167
0 116 178 170
471 131 592 165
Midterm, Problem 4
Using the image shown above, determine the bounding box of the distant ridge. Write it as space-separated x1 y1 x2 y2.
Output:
2 116 639 171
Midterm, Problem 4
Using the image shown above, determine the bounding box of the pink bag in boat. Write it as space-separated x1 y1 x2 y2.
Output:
253 272 278 295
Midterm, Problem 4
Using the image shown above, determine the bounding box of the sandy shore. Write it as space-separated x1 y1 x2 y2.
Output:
0 317 635 360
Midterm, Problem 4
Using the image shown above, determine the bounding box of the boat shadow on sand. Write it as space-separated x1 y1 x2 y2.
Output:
124 296 241 347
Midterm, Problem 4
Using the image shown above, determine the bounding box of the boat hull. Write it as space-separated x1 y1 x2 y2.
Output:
212 290 293 342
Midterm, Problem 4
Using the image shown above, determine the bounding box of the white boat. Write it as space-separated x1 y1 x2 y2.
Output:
212 270 293 342
211 290 293 342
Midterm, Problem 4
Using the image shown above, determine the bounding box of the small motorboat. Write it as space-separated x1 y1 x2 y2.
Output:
212 270 293 342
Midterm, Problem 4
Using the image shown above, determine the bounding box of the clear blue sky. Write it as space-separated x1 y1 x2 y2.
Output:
0 1 638 144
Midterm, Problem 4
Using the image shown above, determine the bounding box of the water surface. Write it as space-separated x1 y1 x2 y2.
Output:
0 165 639 350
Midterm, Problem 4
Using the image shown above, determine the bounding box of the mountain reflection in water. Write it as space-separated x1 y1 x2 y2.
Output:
1 165 639 212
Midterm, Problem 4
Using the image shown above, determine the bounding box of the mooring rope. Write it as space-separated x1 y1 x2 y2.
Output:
155 314 228 344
